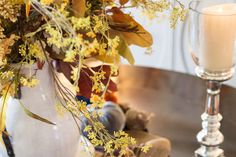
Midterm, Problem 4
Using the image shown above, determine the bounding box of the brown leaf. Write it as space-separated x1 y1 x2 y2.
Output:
72 0 87 18
119 0 129 5
55 61 118 99
111 7 153 47
78 65 118 98
37 60 45 70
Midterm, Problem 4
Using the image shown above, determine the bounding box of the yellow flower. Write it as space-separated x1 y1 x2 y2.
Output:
107 36 120 56
20 77 39 87
170 6 187 28
64 50 77 62
77 101 87 112
86 31 96 38
71 66 79 81
93 16 109 34
90 71 106 93
40 0 54 5
71 16 91 30
84 125 92 132
19 44 26 57
0 71 14 80
90 94 105 108
29 43 45 61
141 144 152 153
111 65 118 75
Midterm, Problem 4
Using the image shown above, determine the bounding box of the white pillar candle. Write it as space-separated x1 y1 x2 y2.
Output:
200 3 236 71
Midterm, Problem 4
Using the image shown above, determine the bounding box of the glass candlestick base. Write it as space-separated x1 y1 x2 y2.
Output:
194 67 232 157
195 113 224 157
195 147 224 157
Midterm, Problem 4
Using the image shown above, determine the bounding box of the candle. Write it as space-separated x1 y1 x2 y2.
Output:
200 3 236 71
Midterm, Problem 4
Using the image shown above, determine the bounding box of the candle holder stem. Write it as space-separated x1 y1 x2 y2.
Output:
195 81 224 157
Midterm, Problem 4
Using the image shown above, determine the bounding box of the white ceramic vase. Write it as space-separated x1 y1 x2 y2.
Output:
1 64 94 157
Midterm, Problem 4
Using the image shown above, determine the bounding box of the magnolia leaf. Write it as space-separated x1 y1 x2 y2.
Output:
19 101 56 125
111 7 153 47
117 35 134 65
72 0 86 18
95 53 121 64
78 67 117 98
55 61 118 98
119 0 129 5
110 30 135 65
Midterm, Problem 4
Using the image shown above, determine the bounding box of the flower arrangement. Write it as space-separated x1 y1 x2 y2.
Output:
0 0 186 156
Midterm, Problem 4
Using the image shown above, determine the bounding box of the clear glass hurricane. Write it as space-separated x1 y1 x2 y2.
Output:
189 0 236 81
189 0 236 156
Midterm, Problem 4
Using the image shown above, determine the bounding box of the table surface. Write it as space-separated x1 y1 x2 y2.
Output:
118 65 236 157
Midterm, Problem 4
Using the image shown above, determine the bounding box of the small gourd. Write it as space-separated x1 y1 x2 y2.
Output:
81 101 126 134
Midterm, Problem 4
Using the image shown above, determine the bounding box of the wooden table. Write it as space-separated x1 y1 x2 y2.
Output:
118 65 236 157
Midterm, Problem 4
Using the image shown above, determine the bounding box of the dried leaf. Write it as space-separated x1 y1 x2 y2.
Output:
55 61 118 98
37 60 45 70
19 101 56 125
78 66 117 98
25 0 31 18
0 97 9 145
95 53 121 64
111 31 134 65
119 0 129 5
111 7 153 47
72 0 86 17
11 0 24 4
0 34 19 57
118 37 134 65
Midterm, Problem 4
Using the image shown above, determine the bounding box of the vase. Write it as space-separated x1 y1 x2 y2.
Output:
2 63 94 157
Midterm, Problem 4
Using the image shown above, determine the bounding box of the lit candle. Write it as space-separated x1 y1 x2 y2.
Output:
200 3 236 71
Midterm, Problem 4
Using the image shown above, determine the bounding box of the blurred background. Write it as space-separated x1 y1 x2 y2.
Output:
122 1 236 87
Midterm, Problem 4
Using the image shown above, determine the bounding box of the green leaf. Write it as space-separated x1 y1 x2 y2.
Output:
19 101 56 125
109 30 135 65
117 34 135 65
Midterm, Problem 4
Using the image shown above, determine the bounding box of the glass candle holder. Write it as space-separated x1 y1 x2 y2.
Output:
189 0 236 156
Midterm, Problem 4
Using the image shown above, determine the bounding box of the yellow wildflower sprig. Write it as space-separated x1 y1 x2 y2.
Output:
170 0 187 28
121 0 186 27
20 77 39 88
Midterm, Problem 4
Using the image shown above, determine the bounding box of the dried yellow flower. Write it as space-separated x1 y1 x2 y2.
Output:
0 0 20 22
0 34 19 63
40 0 54 5
20 77 39 88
